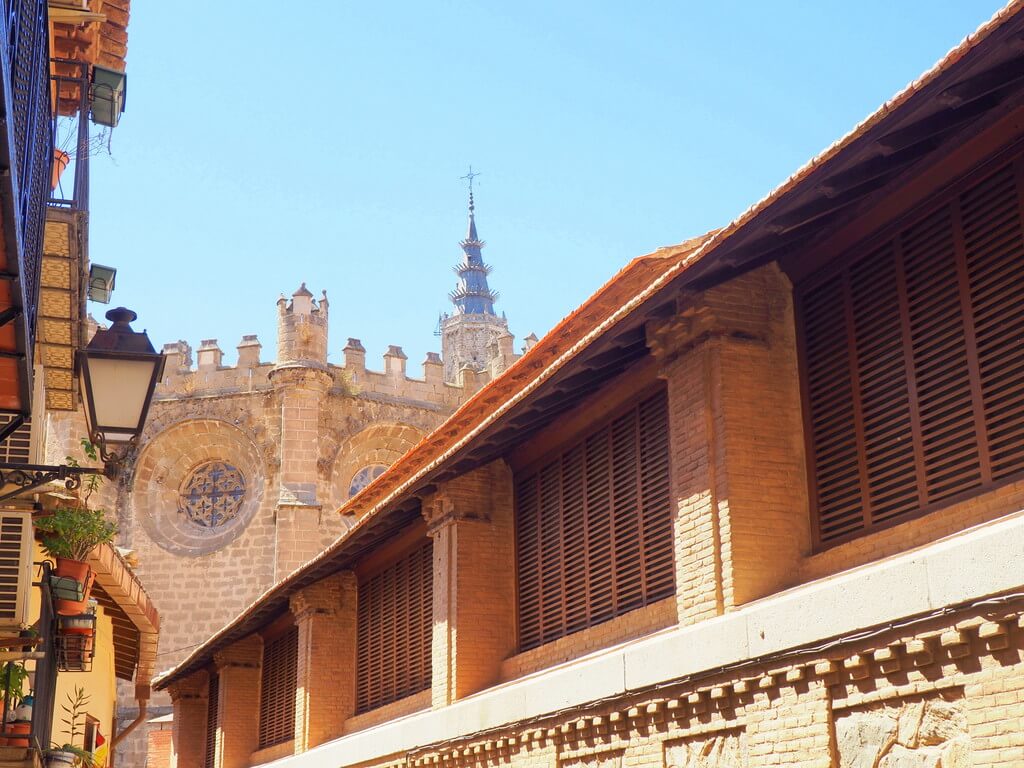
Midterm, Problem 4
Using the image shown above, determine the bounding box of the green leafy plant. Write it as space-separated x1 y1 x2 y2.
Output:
1 663 28 710
35 440 116 562
64 439 103 508
49 686 93 767
34 507 116 561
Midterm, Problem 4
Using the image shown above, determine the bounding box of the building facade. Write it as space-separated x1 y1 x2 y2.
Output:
155 5 1024 768
58 198 521 767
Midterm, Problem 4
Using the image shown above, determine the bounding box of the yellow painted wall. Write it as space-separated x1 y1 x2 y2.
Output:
26 541 117 763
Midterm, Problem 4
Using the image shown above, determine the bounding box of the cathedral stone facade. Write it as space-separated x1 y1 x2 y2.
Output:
45 197 524 768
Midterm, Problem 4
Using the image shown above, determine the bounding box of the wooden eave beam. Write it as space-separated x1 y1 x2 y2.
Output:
818 138 942 196
766 175 894 234
939 55 1024 106
877 88 1010 153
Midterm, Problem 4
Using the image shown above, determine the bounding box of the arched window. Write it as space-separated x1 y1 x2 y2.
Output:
347 464 387 499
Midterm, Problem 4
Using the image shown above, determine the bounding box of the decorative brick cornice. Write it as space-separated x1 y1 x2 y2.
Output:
421 493 489 536
166 669 209 702
289 571 355 621
645 291 767 366
213 634 263 671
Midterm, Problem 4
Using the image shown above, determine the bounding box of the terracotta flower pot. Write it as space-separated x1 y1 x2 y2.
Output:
53 560 94 616
7 721 30 747
50 149 70 191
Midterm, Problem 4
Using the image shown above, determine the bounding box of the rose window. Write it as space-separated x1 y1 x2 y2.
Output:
179 462 246 528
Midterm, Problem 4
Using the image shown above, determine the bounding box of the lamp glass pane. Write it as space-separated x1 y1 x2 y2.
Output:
84 356 154 441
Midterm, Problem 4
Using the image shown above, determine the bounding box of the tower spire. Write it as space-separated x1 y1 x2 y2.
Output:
451 167 497 315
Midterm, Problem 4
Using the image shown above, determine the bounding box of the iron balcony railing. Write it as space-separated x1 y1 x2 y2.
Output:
48 58 90 213
0 561 58 754
0 0 53 408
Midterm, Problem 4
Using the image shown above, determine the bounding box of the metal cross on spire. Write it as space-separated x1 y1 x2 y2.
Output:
460 166 482 206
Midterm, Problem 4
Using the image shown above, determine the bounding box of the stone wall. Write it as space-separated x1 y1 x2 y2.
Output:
170 592 1024 767
45 284 520 768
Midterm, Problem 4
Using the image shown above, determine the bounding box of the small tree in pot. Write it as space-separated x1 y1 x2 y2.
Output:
46 687 93 767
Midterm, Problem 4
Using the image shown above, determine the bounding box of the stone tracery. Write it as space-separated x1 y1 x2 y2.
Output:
179 461 246 528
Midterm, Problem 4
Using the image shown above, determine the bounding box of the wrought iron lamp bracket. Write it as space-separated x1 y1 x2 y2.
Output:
0 462 106 502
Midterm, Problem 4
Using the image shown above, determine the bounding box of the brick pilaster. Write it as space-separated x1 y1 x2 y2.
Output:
166 671 209 768
426 462 516 707
648 263 810 621
289 571 357 751
213 635 263 768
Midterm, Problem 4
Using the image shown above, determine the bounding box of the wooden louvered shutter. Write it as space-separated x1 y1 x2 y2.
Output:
355 542 433 713
799 157 1024 547
515 388 674 652
257 625 297 749
204 673 219 768
0 510 33 628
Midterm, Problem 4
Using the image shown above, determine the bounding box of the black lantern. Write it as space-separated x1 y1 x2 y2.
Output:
76 307 165 469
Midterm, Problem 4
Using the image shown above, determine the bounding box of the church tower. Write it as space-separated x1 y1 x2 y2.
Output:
440 184 511 382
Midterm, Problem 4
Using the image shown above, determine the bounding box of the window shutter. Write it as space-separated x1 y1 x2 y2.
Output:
257 625 297 749
204 673 219 768
356 542 432 713
515 389 674 652
799 157 1024 546
0 510 33 628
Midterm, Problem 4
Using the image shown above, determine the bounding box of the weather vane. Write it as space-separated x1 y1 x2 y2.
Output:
460 166 482 193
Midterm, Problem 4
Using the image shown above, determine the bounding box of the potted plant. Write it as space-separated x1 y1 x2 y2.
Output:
34 442 117 615
1 663 31 747
46 687 92 768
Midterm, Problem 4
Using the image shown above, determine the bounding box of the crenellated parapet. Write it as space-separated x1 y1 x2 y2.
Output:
156 335 484 409
152 283 521 410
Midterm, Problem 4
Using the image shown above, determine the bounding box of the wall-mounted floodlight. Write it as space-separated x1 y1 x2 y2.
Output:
90 65 127 128
87 264 116 304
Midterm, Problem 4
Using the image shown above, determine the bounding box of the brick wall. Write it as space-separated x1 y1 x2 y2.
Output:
428 462 517 705
300 600 1024 768
146 724 172 768
290 571 358 751
653 264 810 623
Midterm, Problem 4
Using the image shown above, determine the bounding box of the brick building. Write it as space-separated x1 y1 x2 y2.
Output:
44 195 525 766
155 4 1024 768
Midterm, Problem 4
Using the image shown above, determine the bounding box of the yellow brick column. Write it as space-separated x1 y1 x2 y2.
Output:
647 264 810 621
213 635 263 768
426 462 516 707
289 571 357 751
166 671 208 768
650 333 726 625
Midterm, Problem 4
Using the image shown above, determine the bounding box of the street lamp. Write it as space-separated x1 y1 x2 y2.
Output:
76 307 165 471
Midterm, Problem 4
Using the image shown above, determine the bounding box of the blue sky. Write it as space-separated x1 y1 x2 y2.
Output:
87 1 1000 370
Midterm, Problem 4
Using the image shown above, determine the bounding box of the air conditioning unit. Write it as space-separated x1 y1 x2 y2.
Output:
0 415 33 465
0 510 34 629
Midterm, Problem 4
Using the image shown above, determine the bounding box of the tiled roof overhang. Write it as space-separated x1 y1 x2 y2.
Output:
89 543 159 691
155 0 1024 691
51 0 131 116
